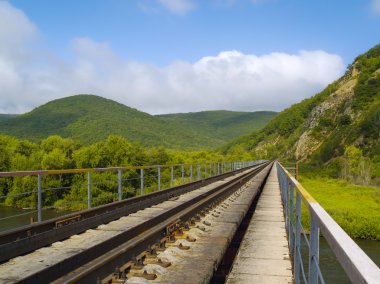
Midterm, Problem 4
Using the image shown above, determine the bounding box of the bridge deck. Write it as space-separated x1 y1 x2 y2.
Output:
226 165 293 283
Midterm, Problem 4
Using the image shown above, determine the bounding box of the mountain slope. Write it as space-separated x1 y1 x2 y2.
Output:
0 95 276 149
0 114 18 122
224 44 380 178
0 95 207 148
157 110 277 142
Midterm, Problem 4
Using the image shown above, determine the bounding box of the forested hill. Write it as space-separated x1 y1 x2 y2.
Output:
0 114 18 121
0 95 276 149
0 95 206 148
224 44 380 182
157 110 277 143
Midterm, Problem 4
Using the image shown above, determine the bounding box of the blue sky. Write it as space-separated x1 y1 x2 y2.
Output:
1 0 379 114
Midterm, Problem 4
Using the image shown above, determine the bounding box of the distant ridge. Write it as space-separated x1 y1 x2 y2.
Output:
0 95 277 148
0 114 18 122
157 110 277 143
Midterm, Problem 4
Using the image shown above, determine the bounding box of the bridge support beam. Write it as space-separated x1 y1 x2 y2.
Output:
118 169 122 201
140 169 144 195
190 165 193 182
170 166 174 187
87 172 92 209
37 174 42 222
309 217 320 284
294 192 302 284
157 167 161 191
181 164 184 184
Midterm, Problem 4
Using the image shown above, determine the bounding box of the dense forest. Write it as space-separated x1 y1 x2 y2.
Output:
0 134 248 210
158 110 277 143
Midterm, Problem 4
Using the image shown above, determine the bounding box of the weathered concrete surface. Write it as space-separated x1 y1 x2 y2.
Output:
226 165 293 284
149 164 272 284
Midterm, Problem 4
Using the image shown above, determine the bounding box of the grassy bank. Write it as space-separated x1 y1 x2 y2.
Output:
298 177 380 240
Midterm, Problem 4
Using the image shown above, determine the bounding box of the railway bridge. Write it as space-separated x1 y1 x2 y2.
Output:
0 161 379 283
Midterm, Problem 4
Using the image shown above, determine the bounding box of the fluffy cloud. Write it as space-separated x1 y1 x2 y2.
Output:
0 2 37 54
143 0 195 15
158 0 194 14
0 2 345 115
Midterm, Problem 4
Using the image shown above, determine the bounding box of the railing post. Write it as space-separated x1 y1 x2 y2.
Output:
37 174 42 222
210 163 212 177
140 168 144 195
157 166 161 191
118 169 122 201
190 164 193 182
197 164 201 180
295 191 302 284
309 216 320 284
285 178 289 231
181 164 184 184
170 166 174 187
289 183 294 256
87 172 92 209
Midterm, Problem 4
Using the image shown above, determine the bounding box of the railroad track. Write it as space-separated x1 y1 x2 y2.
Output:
0 161 271 283
0 163 265 264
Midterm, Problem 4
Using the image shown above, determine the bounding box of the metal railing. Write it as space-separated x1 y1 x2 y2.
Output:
0 160 262 231
277 161 380 284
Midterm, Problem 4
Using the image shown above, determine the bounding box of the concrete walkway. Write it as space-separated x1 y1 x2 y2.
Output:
226 164 293 284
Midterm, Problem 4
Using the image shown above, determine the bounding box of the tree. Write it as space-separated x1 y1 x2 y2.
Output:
345 145 362 178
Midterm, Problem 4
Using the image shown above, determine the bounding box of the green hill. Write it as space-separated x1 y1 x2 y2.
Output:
0 95 203 148
224 43 380 182
0 114 18 121
0 95 276 149
157 110 277 142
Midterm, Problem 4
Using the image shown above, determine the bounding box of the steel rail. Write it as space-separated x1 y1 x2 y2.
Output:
47 162 271 284
0 162 266 263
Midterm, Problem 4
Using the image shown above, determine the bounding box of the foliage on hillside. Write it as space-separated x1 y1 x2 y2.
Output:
223 43 380 185
0 114 17 121
0 95 205 149
0 134 230 210
158 110 277 143
222 83 336 158
0 95 275 149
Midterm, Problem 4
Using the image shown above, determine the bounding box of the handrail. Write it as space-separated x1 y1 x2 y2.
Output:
0 160 264 228
277 161 380 284
0 160 262 177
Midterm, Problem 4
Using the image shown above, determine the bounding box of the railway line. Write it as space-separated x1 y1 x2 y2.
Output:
0 161 272 283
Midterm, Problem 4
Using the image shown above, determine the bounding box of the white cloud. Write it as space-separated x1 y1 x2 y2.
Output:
0 2 345 115
372 0 380 14
155 0 195 15
0 1 37 54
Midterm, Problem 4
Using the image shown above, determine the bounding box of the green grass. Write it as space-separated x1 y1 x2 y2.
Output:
298 177 380 240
